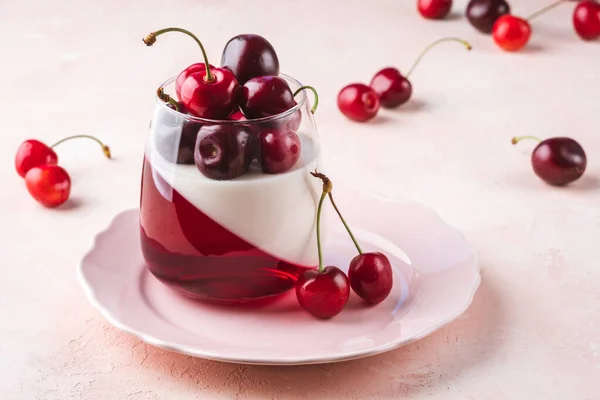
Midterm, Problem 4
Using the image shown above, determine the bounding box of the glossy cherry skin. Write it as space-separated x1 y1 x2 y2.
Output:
257 129 301 174
348 252 393 305
295 266 350 319
492 15 531 52
573 0 600 41
337 83 380 122
25 165 71 208
179 68 239 119
531 137 587 186
418 0 452 19
15 140 58 178
175 63 214 101
369 68 412 109
239 76 296 119
221 34 280 84
194 124 255 180
466 0 511 34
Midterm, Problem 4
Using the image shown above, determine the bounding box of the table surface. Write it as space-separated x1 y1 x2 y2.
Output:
1 0 599 398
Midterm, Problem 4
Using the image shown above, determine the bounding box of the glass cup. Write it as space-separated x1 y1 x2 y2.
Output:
140 73 322 304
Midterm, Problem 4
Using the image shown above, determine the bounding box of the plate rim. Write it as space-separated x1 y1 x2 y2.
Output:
77 198 481 366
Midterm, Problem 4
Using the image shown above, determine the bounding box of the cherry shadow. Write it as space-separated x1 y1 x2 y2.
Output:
570 175 600 192
519 43 545 54
129 271 506 398
55 197 84 211
397 98 428 113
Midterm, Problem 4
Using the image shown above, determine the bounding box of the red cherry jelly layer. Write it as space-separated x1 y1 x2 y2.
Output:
139 158 314 303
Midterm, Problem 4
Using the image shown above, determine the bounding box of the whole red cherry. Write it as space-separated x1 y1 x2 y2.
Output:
25 165 71 208
418 0 453 19
337 83 380 122
348 252 393 305
573 0 600 41
15 140 58 178
220 34 280 84
144 27 239 119
493 15 531 52
512 136 587 186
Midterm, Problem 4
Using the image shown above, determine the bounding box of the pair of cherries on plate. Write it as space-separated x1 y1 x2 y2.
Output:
14 136 111 208
296 172 394 319
337 37 471 122
144 28 317 180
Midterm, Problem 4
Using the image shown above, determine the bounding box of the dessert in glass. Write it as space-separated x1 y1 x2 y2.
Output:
139 29 322 304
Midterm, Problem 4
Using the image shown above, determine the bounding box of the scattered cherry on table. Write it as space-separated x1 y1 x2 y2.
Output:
144 27 239 119
466 0 511 34
418 0 453 19
573 0 600 41
337 83 380 122
492 0 567 52
25 165 72 208
369 37 472 109
512 135 587 186
295 173 350 319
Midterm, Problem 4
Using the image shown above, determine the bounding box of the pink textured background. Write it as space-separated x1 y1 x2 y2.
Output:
1 0 598 398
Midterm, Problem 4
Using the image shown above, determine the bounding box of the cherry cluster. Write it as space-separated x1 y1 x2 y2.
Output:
419 0 599 51
295 172 394 319
14 136 111 208
144 28 318 180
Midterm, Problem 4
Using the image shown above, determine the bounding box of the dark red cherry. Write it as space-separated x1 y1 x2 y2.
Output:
175 62 215 101
221 34 280 84
337 83 380 122
257 128 301 174
573 0 600 41
25 165 71 208
144 28 239 119
418 0 452 19
194 124 255 180
295 266 350 319
15 140 58 178
369 38 471 109
348 252 393 305
369 68 412 108
466 0 511 34
512 136 587 186
240 76 296 119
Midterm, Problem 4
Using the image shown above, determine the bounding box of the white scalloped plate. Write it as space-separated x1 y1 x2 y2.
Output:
78 189 480 365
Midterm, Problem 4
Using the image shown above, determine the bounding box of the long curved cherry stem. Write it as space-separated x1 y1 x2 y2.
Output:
143 27 214 83
527 0 566 21
512 136 542 145
51 135 111 158
156 87 179 111
406 38 472 79
293 86 319 114
311 171 363 255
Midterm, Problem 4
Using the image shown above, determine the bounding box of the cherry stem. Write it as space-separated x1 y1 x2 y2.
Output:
143 27 215 83
406 38 472 79
156 87 179 111
526 0 566 21
293 86 319 114
311 171 363 256
50 135 111 158
511 136 542 145
315 190 327 273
